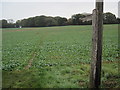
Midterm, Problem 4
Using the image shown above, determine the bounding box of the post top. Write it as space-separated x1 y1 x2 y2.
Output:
96 0 103 2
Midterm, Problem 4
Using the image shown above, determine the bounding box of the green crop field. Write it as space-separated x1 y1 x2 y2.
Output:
2 24 119 88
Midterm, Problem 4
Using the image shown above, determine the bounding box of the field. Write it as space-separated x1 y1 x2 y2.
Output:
2 24 119 88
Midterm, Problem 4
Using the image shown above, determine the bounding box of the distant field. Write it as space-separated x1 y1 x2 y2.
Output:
2 24 119 88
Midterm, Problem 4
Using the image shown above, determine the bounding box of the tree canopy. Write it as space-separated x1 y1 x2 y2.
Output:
0 12 119 28
103 12 118 24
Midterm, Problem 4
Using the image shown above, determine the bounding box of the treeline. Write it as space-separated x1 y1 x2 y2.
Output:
0 19 16 28
0 12 120 28
17 16 68 27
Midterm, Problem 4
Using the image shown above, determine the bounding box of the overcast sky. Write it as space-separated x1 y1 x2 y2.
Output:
1 0 119 22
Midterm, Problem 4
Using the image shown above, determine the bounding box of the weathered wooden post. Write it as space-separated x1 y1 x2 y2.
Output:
90 0 104 88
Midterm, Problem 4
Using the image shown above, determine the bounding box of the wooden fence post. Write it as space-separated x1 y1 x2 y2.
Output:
90 0 104 88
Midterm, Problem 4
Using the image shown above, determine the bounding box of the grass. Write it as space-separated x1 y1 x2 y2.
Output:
2 24 119 88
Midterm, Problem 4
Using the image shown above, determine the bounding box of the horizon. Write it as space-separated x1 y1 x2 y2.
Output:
1 1 119 22
1 11 118 23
